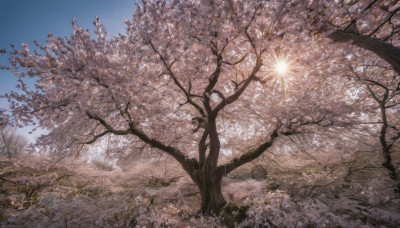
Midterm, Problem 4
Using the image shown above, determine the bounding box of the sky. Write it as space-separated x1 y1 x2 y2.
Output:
0 0 137 143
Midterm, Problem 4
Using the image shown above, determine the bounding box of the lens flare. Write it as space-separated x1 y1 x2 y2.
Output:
275 61 287 74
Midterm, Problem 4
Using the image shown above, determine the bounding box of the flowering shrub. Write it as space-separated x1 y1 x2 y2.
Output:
1 153 399 227
240 190 400 228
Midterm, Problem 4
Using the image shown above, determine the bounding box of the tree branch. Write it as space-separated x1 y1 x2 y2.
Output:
222 53 248 66
203 54 223 114
199 129 208 165
328 31 400 75
86 109 200 175
218 127 280 175
149 41 206 117
85 111 130 135
244 2 262 53
213 55 262 116
368 7 399 37
364 78 390 93
83 130 111 144
129 122 200 174
367 85 382 103
0 176 17 185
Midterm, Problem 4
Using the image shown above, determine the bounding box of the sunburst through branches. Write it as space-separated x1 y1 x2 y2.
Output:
260 49 298 100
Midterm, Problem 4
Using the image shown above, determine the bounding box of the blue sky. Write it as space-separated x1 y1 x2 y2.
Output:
0 0 137 142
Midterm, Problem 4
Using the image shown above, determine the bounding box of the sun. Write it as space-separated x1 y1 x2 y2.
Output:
275 61 288 74
260 48 299 95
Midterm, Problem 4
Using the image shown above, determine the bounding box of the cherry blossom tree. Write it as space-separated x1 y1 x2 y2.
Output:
2 0 364 214
280 0 400 75
348 56 400 194
277 0 400 193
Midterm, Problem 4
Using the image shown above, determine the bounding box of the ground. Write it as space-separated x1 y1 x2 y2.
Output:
0 151 400 227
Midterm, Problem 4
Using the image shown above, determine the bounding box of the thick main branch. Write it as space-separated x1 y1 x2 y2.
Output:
86 112 199 175
328 31 400 75
218 127 279 175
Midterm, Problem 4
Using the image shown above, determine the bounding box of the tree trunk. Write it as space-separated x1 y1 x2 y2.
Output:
328 30 400 75
378 103 400 194
380 139 400 194
197 169 226 215
381 151 400 194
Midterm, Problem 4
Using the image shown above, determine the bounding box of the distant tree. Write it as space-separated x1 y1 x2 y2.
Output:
0 109 27 158
1 0 379 214
0 108 8 126
0 125 28 158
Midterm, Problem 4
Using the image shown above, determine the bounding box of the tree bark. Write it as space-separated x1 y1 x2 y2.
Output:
195 116 226 215
381 149 400 194
197 169 226 215
328 30 400 75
